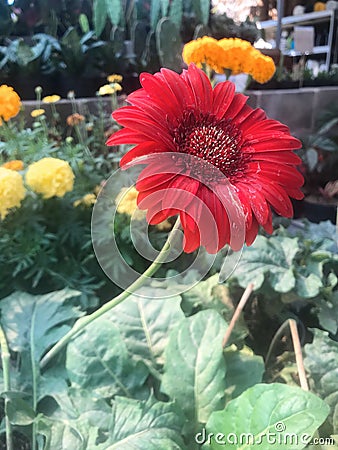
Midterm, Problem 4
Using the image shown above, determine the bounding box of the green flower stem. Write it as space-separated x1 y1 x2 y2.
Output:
40 217 182 370
0 323 13 450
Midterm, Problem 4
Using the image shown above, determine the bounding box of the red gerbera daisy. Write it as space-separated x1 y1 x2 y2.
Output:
107 64 303 254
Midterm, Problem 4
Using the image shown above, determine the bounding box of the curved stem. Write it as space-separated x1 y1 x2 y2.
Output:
40 218 181 370
0 323 13 450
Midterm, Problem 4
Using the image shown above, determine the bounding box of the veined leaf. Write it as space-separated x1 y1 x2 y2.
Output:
206 383 330 450
66 316 149 398
161 310 228 427
304 329 338 433
0 289 84 362
92 396 186 449
104 287 184 373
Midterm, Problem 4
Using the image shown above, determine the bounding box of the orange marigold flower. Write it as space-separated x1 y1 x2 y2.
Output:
1 160 24 171
218 38 254 75
247 52 276 83
0 85 21 124
67 113 85 126
182 36 227 74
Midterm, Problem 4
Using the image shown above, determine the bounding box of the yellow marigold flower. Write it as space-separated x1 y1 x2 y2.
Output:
31 108 45 118
98 84 116 96
115 186 145 220
107 74 123 83
182 36 227 74
66 113 85 126
1 160 24 171
73 193 96 208
42 94 61 104
0 85 21 124
26 157 74 199
0 167 25 219
248 52 276 84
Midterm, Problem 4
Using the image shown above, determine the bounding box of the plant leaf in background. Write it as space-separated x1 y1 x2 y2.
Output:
205 383 330 450
161 310 228 437
90 396 186 450
66 316 149 398
224 346 264 400
304 329 338 434
0 289 84 363
104 287 184 373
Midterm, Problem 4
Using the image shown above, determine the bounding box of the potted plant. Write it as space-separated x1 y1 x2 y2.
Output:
0 34 60 99
297 108 338 223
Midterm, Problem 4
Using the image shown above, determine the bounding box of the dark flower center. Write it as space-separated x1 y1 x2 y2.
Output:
172 111 248 180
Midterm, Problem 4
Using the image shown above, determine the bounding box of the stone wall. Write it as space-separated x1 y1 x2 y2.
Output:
246 86 338 138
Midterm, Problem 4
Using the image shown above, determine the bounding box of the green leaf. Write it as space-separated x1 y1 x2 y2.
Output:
105 0 122 27
104 287 184 372
93 396 186 449
304 329 338 433
93 0 108 36
317 290 338 335
0 289 84 362
232 236 298 292
161 310 228 427
150 0 161 30
224 346 264 399
6 397 35 425
206 383 330 450
66 316 149 398
169 0 183 28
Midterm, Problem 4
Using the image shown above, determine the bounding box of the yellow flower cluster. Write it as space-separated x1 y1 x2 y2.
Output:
1 160 24 171
0 167 26 219
107 74 123 83
182 36 276 83
0 85 21 124
42 95 61 104
31 108 45 118
98 83 122 96
26 157 74 199
73 193 96 208
115 186 145 220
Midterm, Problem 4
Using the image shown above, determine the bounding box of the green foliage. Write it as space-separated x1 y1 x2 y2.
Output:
161 310 227 431
156 18 182 72
205 383 329 450
304 329 338 433
229 220 338 335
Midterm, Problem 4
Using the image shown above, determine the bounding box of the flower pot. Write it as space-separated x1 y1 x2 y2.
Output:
301 197 337 224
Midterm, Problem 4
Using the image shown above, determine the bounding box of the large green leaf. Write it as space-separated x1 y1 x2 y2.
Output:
93 0 108 36
105 0 122 26
304 329 338 433
232 235 327 298
0 289 84 362
104 287 184 372
161 310 228 427
91 396 186 449
66 316 149 398
206 383 330 449
224 346 264 400
232 236 299 292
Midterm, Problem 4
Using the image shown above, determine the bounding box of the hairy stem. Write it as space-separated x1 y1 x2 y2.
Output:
0 324 13 450
40 218 182 370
